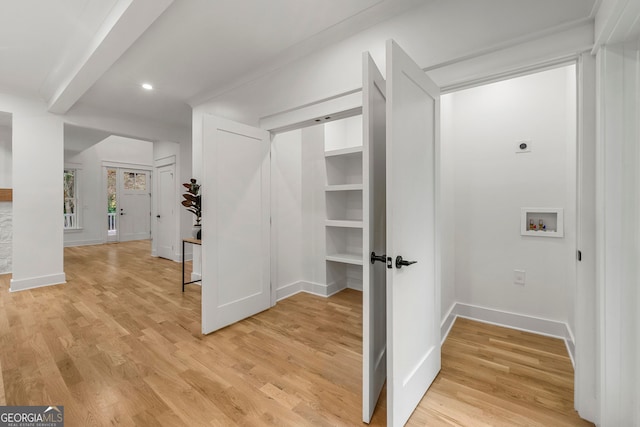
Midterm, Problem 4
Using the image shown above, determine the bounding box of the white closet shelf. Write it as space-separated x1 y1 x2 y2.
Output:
325 220 363 228
326 253 364 265
324 146 363 157
325 184 363 192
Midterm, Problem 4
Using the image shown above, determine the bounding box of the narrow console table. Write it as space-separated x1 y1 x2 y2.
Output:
182 238 201 291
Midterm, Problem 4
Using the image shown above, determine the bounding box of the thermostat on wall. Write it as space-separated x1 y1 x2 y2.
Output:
516 139 532 153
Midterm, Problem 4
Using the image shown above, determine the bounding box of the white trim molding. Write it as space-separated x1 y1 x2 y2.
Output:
441 302 575 365
10 273 66 292
276 280 345 301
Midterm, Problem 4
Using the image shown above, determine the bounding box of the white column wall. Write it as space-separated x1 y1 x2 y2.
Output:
2 95 65 290
596 41 640 427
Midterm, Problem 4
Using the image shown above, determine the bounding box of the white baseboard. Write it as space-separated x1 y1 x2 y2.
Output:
276 281 304 301
276 280 347 301
444 302 575 364
190 272 201 283
10 273 66 292
64 239 104 247
440 302 457 344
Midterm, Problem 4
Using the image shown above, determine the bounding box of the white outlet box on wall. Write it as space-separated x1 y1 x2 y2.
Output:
520 207 564 237
514 269 525 285
515 139 532 153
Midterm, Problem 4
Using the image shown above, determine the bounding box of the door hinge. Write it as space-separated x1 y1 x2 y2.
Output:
577 250 582 261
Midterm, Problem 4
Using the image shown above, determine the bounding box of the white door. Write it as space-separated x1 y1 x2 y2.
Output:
362 52 387 423
201 115 271 334
119 169 151 242
385 40 441 426
156 164 175 259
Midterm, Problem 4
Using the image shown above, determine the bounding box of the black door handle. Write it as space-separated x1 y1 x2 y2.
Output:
395 255 417 269
156 215 161 218
370 252 386 264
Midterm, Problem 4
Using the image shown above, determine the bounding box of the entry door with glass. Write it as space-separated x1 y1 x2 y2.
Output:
106 167 151 242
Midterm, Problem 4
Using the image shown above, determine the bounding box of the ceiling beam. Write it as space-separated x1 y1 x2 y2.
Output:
47 0 174 114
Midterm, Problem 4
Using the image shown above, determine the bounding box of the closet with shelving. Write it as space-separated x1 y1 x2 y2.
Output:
271 114 364 300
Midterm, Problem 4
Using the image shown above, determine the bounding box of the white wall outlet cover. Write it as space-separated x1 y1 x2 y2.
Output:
515 140 532 153
514 269 526 285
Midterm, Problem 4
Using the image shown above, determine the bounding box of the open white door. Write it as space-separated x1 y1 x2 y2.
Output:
386 40 441 426
201 115 271 334
362 52 387 423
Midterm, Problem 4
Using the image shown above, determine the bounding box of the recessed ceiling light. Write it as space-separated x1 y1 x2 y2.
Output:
141 83 153 90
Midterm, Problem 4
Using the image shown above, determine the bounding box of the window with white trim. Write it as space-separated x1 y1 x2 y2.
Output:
63 169 78 229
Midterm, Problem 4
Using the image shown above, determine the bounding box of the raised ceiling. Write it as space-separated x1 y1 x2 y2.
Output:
0 0 598 136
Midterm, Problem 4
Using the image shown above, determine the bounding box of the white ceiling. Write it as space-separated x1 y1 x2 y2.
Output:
0 0 119 96
0 0 599 141
75 0 428 128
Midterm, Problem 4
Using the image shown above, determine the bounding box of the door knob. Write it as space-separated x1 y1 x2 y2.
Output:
370 252 386 264
395 255 417 269
156 215 161 218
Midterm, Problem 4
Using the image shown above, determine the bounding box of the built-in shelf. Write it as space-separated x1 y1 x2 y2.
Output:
325 184 363 192
0 188 12 202
326 253 363 265
325 220 363 228
324 146 363 157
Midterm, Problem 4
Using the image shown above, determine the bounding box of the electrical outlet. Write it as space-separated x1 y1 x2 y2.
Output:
514 269 525 285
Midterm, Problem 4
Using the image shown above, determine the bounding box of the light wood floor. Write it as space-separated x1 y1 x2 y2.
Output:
0 241 592 426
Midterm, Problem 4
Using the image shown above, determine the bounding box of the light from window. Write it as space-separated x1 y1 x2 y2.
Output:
64 169 78 229
124 172 146 191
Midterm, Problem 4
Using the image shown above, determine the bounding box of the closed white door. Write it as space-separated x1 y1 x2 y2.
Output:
156 164 175 259
201 115 271 334
119 169 151 242
362 51 387 423
385 40 441 426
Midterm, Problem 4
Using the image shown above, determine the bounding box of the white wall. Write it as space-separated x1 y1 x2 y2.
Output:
442 65 576 325
301 125 327 288
439 96 456 320
0 122 11 274
272 130 304 295
0 93 65 290
0 124 10 187
596 41 640 427
65 135 153 247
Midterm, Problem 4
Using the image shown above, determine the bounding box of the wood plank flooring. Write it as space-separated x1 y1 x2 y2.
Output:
0 240 592 426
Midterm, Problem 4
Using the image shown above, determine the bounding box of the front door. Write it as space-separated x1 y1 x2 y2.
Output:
385 40 441 426
119 169 151 242
201 115 271 334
